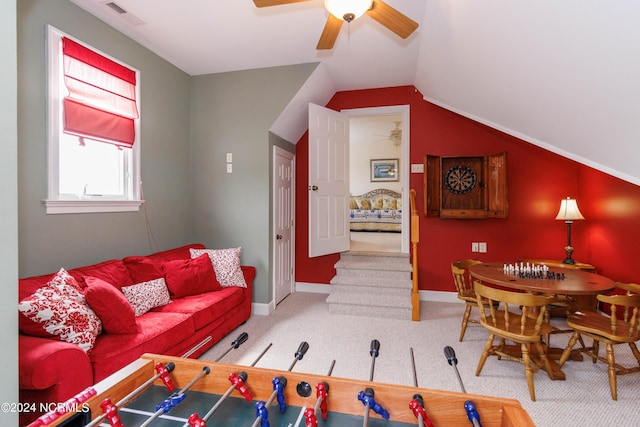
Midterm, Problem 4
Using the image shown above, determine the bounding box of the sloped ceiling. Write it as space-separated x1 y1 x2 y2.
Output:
70 0 640 185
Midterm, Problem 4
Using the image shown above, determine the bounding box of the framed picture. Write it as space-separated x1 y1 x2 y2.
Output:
370 159 399 182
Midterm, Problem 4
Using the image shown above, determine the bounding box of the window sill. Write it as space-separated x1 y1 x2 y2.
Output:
43 199 144 214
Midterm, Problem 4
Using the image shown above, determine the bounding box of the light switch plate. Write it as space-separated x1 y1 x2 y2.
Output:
226 153 232 163
411 163 424 173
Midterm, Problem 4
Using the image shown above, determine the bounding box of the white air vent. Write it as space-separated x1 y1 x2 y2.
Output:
101 1 146 26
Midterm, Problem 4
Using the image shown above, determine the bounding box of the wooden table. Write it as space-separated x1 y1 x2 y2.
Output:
468 262 616 380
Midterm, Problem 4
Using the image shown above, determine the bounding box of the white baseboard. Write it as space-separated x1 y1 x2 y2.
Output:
252 284 461 317
295 282 461 303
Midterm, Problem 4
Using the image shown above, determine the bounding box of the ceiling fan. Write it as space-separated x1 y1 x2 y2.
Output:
374 121 402 146
253 0 419 50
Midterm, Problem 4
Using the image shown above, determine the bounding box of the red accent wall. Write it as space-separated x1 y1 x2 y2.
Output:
295 86 639 291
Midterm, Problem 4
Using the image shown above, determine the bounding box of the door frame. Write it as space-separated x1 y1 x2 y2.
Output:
272 145 295 305
342 105 410 254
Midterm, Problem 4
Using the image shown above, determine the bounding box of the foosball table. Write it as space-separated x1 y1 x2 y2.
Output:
30 337 535 427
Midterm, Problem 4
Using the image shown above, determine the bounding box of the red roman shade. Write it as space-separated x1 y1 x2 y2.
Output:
62 37 139 148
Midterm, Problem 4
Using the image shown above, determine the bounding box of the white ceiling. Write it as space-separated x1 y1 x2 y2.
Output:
70 0 640 185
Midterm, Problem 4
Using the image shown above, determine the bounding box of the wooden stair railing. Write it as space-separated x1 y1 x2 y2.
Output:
410 188 420 321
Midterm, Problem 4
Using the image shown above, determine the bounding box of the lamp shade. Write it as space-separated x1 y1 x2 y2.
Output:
325 0 373 21
555 197 585 221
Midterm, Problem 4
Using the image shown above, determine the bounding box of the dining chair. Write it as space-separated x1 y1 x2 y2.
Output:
558 283 640 400
474 281 554 401
451 260 483 341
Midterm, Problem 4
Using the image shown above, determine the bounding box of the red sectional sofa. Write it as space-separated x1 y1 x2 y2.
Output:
18 243 255 426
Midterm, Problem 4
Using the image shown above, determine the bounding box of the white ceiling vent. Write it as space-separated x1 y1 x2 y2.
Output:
101 1 146 26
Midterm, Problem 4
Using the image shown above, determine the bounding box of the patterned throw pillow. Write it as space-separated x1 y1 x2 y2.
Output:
18 268 102 352
370 198 383 210
121 278 172 316
190 247 247 288
355 198 371 210
382 197 397 210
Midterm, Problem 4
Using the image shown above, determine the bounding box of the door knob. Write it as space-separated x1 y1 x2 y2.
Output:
276 234 283 240
308 185 318 191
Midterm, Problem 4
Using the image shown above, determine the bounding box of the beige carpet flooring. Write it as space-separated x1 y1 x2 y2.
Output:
200 292 640 426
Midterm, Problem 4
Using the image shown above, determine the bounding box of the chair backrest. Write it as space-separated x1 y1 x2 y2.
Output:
451 259 481 296
615 282 640 296
474 281 553 341
596 291 640 340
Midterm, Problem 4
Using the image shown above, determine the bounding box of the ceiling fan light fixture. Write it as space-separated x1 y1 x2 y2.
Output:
325 0 373 22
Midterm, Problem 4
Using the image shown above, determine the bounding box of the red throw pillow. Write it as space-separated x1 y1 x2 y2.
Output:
84 277 138 334
123 256 164 283
162 254 221 298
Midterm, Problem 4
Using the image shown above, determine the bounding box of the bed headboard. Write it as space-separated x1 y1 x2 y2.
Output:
355 188 401 199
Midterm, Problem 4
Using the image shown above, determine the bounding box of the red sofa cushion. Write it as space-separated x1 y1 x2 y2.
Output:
162 253 221 298
153 286 245 330
89 312 195 382
147 243 206 262
68 259 134 290
122 256 164 283
84 277 138 334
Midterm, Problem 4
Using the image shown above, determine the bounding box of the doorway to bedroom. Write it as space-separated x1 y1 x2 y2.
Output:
347 108 407 254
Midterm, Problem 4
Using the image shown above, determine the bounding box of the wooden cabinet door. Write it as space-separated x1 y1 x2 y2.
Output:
424 152 508 219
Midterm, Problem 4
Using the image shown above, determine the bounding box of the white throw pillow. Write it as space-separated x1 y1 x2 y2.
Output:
190 247 247 288
121 278 172 316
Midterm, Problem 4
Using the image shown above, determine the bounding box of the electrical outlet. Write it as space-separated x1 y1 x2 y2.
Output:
479 242 487 253
472 242 479 252
226 163 232 173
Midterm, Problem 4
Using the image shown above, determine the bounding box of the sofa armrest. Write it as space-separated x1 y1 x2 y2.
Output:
19 335 93 392
241 265 256 285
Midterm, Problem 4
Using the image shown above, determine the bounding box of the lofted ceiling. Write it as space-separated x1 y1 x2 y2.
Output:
70 0 640 185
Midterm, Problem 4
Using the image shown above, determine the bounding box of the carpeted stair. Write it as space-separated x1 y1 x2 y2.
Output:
326 251 413 319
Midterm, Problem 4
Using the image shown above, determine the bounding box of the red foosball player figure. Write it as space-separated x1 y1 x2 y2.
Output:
100 398 123 427
188 413 207 427
409 394 435 427
155 362 176 392
229 372 253 401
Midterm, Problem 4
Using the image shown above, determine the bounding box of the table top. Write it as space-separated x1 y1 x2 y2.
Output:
469 262 616 295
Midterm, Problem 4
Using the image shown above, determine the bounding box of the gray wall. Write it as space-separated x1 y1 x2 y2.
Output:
1 1 18 423
190 64 315 304
18 0 192 277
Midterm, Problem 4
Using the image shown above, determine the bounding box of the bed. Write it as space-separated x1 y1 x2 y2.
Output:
349 189 403 232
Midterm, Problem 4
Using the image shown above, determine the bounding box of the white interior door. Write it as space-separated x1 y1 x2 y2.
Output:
308 103 350 258
273 146 294 305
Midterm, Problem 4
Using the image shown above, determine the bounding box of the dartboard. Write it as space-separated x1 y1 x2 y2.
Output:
445 165 476 194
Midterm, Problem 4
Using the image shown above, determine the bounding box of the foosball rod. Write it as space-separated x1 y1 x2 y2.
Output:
214 332 249 362
139 366 211 427
250 343 273 366
251 341 310 427
409 348 434 427
294 360 336 427
84 362 176 427
287 341 310 371
182 336 213 358
193 370 253 425
444 346 483 427
360 339 389 427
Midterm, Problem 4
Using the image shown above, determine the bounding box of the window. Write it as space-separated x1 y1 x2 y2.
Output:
45 25 142 214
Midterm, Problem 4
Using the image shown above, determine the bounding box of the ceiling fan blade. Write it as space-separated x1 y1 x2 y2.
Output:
316 14 343 50
366 0 419 39
253 0 310 7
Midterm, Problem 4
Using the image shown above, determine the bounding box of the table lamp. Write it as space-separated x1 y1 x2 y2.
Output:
555 197 585 264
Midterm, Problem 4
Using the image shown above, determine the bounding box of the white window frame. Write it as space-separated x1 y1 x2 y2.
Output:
44 25 143 214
